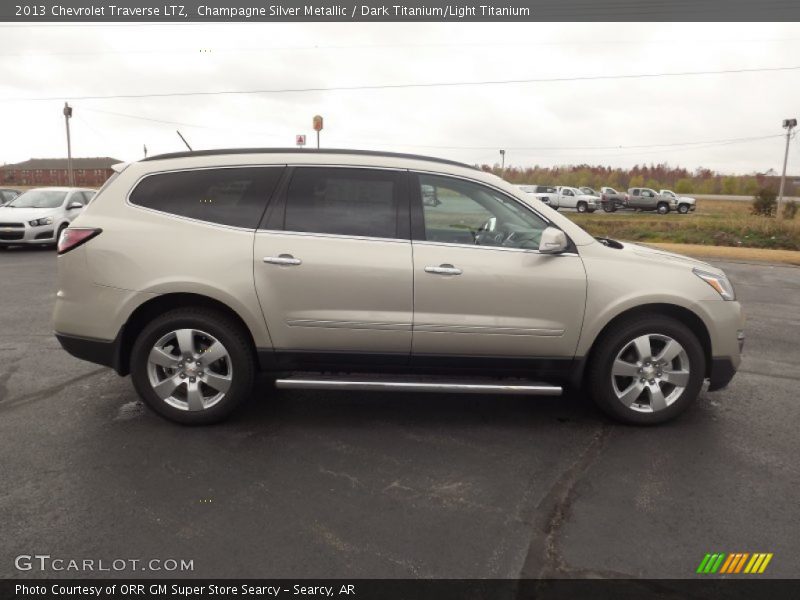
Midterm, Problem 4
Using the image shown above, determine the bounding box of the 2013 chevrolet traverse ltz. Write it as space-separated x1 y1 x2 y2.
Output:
53 149 744 425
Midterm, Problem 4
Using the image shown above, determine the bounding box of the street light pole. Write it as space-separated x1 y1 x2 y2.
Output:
63 102 74 187
777 118 797 219
499 149 506 177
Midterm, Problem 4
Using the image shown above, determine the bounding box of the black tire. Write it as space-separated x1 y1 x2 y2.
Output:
587 315 706 425
678 204 689 214
603 204 613 213
576 202 588 213
587 208 596 213
657 202 669 215
130 307 255 425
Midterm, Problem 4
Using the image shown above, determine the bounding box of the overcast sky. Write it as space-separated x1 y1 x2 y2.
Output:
1 21 798 173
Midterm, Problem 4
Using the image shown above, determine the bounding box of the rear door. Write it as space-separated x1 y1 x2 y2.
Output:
410 173 587 365
253 166 413 361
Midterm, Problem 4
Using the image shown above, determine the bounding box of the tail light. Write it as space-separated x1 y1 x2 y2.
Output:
58 228 102 255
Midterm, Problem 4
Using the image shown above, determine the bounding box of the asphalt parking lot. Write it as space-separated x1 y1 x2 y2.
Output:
1 247 798 579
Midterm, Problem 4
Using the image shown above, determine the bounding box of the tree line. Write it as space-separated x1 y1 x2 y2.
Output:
480 163 793 196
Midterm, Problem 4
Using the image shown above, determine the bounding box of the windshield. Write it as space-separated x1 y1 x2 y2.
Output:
8 190 67 209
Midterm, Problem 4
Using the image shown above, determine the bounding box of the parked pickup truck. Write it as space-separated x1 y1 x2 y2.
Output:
659 190 697 214
599 187 626 212
625 188 672 214
556 186 598 213
517 184 559 209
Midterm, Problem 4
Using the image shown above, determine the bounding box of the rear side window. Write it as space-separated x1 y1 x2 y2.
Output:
284 168 402 239
130 167 283 228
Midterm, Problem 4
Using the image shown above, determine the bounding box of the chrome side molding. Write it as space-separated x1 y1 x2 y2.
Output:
275 377 562 396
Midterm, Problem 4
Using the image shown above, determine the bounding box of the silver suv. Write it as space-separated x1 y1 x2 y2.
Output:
53 150 743 425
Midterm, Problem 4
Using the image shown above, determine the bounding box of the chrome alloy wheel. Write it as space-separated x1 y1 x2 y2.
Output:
611 333 690 413
146 328 233 411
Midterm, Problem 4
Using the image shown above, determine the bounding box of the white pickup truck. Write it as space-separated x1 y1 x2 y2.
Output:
659 190 697 214
517 184 559 209
555 186 598 213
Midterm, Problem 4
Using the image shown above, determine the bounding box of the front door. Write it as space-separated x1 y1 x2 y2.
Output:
410 173 587 363
253 166 413 360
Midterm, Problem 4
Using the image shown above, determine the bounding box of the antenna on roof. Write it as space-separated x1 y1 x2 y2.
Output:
176 130 193 152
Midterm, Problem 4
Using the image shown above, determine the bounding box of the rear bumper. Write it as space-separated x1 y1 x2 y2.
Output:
55 331 124 374
708 357 738 392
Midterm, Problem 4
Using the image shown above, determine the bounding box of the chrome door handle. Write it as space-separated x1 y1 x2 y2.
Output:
425 264 462 276
264 254 302 266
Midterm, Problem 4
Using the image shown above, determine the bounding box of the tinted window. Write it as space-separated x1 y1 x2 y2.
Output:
419 174 548 249
130 167 283 228
284 168 401 239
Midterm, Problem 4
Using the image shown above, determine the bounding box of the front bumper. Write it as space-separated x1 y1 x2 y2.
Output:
0 222 57 244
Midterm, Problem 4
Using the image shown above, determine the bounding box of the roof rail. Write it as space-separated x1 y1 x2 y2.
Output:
140 147 478 170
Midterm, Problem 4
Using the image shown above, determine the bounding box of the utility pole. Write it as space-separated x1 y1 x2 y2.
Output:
777 118 797 219
63 102 74 187
499 149 506 177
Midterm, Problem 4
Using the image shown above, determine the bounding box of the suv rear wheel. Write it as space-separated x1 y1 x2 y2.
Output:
587 315 705 425
130 307 255 425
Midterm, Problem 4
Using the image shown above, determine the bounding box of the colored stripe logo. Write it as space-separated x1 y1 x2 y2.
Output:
696 553 773 574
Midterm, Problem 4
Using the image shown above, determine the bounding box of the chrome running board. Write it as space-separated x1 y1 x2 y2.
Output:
275 375 562 396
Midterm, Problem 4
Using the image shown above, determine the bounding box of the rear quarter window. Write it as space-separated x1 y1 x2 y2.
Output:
129 167 284 229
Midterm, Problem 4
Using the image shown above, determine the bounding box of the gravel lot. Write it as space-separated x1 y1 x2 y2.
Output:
0 247 798 579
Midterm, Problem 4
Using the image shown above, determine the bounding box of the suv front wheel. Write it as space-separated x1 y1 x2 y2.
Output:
130 307 255 425
587 315 705 425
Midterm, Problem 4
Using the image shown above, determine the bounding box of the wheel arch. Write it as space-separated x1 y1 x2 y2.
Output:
572 303 712 389
117 293 259 376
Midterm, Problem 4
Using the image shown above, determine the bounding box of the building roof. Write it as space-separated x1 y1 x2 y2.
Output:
1 157 122 170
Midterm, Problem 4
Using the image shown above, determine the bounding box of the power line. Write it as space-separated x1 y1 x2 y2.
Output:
351 134 785 152
78 106 784 157
5 64 800 102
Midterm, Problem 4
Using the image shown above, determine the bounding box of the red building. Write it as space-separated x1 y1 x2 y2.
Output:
0 157 122 187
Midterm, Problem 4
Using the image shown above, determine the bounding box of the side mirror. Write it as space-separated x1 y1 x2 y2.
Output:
67 202 84 210
539 227 569 254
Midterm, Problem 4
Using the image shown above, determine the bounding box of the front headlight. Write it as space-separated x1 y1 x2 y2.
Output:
29 217 53 227
693 268 735 301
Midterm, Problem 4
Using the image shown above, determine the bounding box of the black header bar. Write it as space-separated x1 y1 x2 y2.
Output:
3 0 799 22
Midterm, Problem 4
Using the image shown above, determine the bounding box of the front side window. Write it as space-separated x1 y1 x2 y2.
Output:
130 167 283 229
284 168 401 239
419 174 548 249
